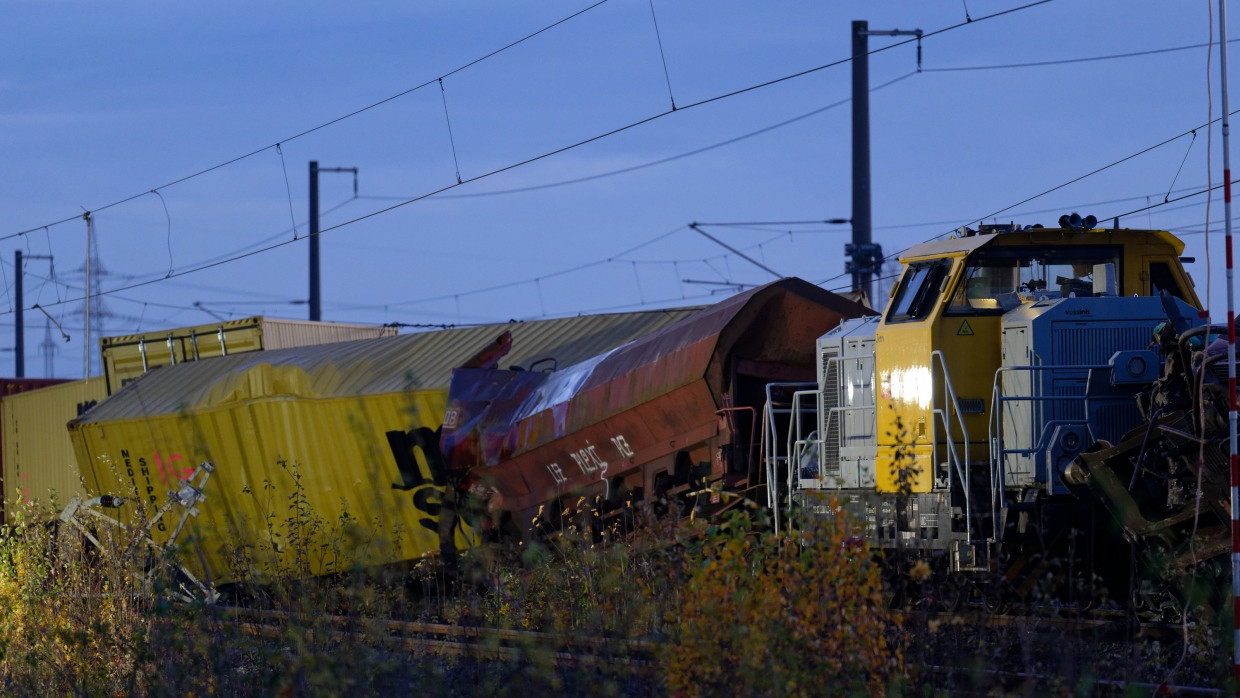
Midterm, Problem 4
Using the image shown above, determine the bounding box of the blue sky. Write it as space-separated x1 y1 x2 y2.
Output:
1 1 1235 378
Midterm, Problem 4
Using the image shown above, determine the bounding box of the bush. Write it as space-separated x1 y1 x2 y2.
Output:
666 498 902 697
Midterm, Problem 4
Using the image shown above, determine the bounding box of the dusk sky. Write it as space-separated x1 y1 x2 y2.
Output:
2 1 1235 378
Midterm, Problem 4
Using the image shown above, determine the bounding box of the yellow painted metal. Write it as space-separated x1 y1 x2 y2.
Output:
873 226 1200 494
2 377 106 516
900 228 1198 304
69 362 476 585
100 317 398 395
874 258 967 494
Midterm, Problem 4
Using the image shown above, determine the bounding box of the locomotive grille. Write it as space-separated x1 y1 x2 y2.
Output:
1092 402 1140 444
1053 326 1152 366
821 347 841 476
1048 323 1155 434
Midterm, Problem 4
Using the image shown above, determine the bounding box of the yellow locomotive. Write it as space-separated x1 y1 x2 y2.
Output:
773 215 1216 609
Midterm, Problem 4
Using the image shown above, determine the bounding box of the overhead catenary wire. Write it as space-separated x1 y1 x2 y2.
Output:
276 143 300 240
5 0 1042 249
959 108 1240 233
5 2 1050 320
647 0 677 111
359 71 917 202
14 1 1231 360
149 189 174 277
0 0 616 244
438 78 464 184
923 36 1240 72
55 0 1230 347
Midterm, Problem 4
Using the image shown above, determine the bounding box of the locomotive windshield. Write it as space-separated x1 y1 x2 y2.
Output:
946 245 1121 315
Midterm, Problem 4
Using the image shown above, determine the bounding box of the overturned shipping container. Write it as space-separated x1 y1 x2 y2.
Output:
68 309 696 584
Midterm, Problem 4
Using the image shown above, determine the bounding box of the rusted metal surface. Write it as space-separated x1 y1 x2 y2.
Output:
442 278 873 516
1057 324 1233 613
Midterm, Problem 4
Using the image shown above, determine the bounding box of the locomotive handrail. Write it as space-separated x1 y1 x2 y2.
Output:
761 381 817 532
786 350 878 482
788 389 820 515
988 361 1114 538
818 351 877 484
989 364 1112 458
786 391 874 488
988 375 1006 539
929 350 972 544
803 403 875 485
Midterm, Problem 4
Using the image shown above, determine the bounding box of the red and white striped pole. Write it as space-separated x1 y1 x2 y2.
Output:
1220 0 1239 691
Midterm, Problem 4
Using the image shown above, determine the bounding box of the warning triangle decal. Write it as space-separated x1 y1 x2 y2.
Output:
957 320 975 336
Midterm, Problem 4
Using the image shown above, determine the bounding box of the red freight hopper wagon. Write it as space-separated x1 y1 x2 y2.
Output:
440 277 873 534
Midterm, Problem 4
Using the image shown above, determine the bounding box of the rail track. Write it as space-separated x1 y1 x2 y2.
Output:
213 606 659 671
207 603 1226 693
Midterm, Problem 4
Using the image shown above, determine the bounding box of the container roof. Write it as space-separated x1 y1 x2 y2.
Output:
73 307 699 423
98 315 397 347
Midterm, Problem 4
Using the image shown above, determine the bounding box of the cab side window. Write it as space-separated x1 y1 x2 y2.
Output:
887 260 950 323
1149 261 1187 302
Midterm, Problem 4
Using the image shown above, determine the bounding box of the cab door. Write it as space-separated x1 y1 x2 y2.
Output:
874 257 956 493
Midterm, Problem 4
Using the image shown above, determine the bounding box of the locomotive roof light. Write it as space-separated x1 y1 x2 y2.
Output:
1058 213 1099 229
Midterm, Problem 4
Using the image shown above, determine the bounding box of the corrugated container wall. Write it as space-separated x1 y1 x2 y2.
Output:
100 317 398 394
0 378 71 523
71 369 460 586
2 377 106 522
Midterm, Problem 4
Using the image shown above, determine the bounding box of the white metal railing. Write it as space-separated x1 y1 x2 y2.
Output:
988 362 1111 538
761 382 817 533
787 389 820 518
761 349 879 532
929 350 973 543
813 352 876 485
762 351 987 547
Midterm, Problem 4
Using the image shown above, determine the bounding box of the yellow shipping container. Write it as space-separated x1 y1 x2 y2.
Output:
70 359 472 586
100 316 399 394
3 377 106 517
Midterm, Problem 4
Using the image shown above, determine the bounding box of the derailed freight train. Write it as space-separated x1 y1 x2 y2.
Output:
439 278 872 536
65 309 700 586
441 217 1230 614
